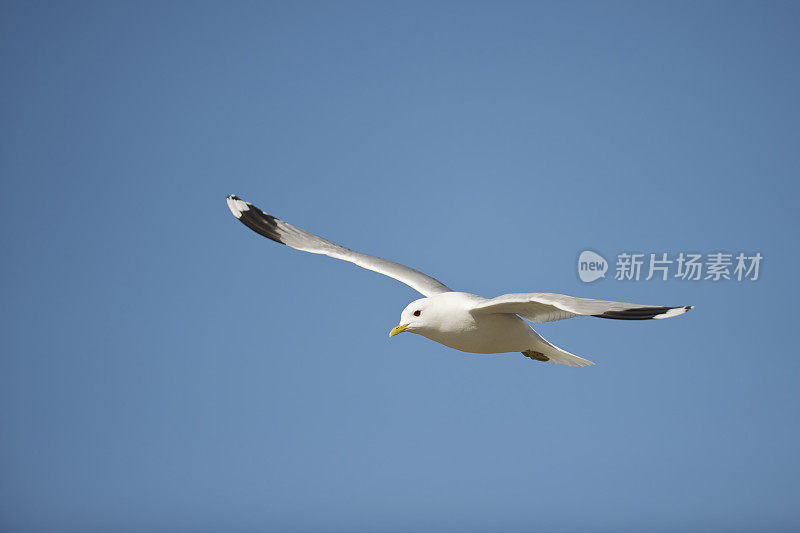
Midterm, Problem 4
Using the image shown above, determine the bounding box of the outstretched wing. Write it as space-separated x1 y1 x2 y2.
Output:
471 292 693 323
226 195 453 297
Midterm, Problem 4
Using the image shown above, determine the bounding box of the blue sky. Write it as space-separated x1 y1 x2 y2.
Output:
2 1 799 531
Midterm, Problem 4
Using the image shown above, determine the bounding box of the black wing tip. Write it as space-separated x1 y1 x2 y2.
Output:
225 194 249 218
225 195 285 245
592 305 693 320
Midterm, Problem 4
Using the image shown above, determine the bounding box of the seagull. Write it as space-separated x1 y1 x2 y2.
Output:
226 195 692 367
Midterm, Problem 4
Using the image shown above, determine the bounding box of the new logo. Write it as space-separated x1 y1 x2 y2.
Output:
578 250 608 282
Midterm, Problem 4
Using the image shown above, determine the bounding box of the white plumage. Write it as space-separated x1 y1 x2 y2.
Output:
226 195 692 367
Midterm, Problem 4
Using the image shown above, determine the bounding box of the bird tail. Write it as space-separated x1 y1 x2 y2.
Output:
522 330 595 367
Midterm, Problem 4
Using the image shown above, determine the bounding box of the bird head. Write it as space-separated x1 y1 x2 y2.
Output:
389 297 433 337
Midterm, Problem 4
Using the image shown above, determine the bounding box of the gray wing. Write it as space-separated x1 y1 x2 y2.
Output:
471 292 693 323
226 195 453 297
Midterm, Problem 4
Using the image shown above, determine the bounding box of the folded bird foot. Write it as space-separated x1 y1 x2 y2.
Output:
522 350 550 362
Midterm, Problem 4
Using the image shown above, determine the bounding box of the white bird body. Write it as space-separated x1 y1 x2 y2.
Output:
227 195 692 367
398 292 538 354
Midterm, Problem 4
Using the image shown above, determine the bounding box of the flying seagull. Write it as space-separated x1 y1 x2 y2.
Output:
226 195 692 367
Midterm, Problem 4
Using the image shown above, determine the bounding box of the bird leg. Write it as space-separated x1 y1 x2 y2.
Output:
522 350 549 362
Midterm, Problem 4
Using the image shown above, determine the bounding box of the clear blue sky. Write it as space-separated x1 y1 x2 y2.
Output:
2 1 799 531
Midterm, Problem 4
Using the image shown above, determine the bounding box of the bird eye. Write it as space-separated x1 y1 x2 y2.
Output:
413 310 421 317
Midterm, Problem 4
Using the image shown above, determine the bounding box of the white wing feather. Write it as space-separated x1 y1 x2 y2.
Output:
472 292 692 323
226 195 452 297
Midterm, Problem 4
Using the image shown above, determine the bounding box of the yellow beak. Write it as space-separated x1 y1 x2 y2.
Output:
389 323 409 337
